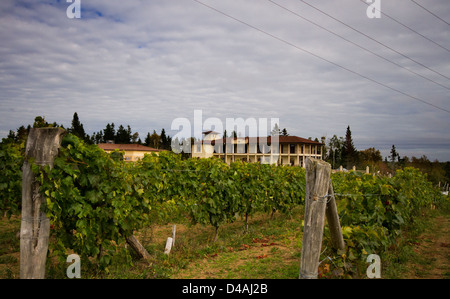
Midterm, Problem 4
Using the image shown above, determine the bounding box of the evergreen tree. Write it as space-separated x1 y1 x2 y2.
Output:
91 130 103 144
144 132 151 146
271 123 281 136
16 125 28 144
160 128 170 150
127 125 132 142
342 126 357 169
115 125 131 144
3 130 16 144
390 144 399 171
33 116 48 128
390 145 398 164
103 123 115 142
70 112 86 141
281 128 289 136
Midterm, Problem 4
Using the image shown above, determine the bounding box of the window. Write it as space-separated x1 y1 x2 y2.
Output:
196 144 201 153
290 144 295 154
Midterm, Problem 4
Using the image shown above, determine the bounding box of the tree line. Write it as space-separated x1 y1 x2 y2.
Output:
323 126 450 187
3 115 449 187
4 113 173 150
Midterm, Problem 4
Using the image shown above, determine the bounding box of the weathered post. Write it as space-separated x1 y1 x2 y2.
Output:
325 182 345 252
299 157 331 279
20 127 65 279
126 235 151 260
172 224 176 248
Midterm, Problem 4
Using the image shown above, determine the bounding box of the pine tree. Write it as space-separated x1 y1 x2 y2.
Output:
390 144 399 171
70 112 87 141
144 132 151 146
342 126 357 169
390 145 398 164
115 125 131 144
271 123 281 136
160 128 171 150
103 123 115 143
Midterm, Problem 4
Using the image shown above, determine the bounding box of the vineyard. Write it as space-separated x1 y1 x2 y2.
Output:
0 133 447 278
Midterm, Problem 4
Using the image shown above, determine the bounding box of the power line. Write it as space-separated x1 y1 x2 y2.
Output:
191 0 450 114
299 0 450 81
410 0 450 27
359 0 450 53
268 0 450 91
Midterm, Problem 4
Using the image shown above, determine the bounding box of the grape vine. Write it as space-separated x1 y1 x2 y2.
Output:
1 133 445 273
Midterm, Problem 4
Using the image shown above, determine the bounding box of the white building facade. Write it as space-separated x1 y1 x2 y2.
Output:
192 131 323 167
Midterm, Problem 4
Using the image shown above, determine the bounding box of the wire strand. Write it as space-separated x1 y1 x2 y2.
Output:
300 0 450 80
269 0 450 91
358 0 450 53
410 0 450 27
191 0 450 114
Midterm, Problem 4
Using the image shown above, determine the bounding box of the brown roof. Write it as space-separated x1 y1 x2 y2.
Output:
206 136 323 145
277 136 323 145
98 143 162 152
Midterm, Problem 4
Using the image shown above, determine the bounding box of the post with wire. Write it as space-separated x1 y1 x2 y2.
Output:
299 157 345 279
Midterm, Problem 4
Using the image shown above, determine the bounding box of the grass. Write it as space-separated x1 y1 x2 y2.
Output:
0 215 20 279
1 201 448 279
382 201 450 279
138 206 304 279
0 207 305 279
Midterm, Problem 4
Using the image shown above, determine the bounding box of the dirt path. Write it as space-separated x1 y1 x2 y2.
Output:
404 214 449 279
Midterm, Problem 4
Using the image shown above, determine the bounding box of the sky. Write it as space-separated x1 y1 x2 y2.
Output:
0 0 449 161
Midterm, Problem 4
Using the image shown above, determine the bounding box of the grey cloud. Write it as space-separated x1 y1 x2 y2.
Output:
0 0 449 160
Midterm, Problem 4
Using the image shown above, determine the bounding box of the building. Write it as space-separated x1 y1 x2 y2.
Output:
191 131 323 167
98 143 163 162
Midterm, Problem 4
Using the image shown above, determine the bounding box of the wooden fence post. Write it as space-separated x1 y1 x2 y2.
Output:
20 127 65 279
299 157 344 279
325 181 345 252
126 235 151 260
172 224 176 248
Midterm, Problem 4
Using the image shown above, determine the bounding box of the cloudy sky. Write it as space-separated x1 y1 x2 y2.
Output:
1 0 449 160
